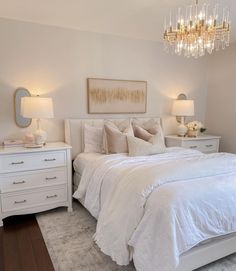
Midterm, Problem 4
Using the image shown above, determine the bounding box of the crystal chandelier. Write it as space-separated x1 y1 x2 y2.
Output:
163 0 231 58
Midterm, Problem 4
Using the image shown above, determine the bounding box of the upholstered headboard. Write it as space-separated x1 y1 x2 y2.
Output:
65 118 162 159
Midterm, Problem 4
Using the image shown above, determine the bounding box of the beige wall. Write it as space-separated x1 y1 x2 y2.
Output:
205 44 236 153
0 18 208 144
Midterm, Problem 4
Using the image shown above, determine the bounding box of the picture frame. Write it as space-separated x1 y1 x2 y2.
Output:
87 78 147 114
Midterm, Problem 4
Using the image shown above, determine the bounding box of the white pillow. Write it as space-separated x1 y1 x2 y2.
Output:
83 124 103 153
127 134 166 157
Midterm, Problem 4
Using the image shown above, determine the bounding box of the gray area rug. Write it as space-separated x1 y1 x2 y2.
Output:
36 202 236 271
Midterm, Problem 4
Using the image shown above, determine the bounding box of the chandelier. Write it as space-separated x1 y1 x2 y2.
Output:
163 0 230 58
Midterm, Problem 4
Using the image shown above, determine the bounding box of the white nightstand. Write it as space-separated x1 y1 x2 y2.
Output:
165 135 221 154
0 142 72 227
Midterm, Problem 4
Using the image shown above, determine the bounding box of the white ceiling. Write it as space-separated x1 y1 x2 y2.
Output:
0 0 235 42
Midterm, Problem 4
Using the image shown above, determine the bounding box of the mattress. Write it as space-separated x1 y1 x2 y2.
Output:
198 232 236 246
73 152 104 175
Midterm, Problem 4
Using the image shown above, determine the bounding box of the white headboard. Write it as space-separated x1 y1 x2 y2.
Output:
65 118 162 159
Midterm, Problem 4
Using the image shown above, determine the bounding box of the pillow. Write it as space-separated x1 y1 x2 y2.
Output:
133 125 153 141
132 118 165 145
83 124 103 153
127 135 166 157
110 119 131 132
103 121 134 154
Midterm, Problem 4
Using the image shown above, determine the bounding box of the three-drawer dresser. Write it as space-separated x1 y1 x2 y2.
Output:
0 142 72 226
165 135 221 154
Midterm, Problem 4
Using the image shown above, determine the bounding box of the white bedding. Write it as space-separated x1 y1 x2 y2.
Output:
73 152 104 175
73 172 81 188
73 147 236 271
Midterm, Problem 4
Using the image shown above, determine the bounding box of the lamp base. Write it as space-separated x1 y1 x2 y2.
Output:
177 123 188 137
34 129 47 145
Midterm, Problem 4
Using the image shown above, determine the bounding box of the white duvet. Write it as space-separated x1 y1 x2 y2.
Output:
73 148 236 271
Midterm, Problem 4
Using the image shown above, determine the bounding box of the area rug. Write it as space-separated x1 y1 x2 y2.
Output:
36 202 236 271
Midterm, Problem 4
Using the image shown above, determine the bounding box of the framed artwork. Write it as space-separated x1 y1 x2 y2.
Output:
87 78 147 114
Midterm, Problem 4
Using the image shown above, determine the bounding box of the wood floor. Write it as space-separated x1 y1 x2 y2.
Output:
0 214 54 271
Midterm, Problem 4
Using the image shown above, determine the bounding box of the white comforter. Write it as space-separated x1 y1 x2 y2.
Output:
73 148 236 271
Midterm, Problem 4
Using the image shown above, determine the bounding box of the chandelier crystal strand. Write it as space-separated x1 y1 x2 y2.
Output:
163 0 230 58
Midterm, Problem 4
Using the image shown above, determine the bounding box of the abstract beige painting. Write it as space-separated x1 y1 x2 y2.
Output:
87 78 147 114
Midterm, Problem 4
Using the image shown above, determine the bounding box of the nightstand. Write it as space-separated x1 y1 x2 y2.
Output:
165 135 221 154
0 142 72 227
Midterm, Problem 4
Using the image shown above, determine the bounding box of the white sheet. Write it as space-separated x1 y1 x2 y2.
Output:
73 147 236 271
73 152 104 175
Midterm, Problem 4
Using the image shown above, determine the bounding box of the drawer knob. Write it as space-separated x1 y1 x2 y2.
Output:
14 200 27 204
11 161 24 165
46 194 58 199
44 158 56 162
45 177 57 180
206 144 213 148
13 180 26 185
189 146 197 149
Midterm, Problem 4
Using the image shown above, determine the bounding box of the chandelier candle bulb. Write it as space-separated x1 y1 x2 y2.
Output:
178 7 181 22
205 4 208 20
226 9 230 23
195 2 198 20
214 4 219 20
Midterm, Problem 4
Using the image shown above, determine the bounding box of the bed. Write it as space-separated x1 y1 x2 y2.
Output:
73 152 103 191
65 118 236 271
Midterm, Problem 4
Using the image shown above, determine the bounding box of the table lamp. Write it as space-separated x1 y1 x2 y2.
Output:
21 96 54 145
172 99 194 137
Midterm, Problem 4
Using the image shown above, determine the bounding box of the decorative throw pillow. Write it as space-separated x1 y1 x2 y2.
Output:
132 118 165 145
103 121 134 154
133 125 153 141
127 135 166 157
83 124 103 153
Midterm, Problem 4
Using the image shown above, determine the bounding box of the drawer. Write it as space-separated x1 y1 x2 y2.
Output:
0 168 67 193
182 139 219 153
199 139 219 153
1 186 67 212
182 140 202 151
0 151 66 173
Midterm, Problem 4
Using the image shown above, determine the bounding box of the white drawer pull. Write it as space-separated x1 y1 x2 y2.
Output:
44 158 56 162
14 199 27 204
206 144 213 148
11 161 24 165
46 194 58 199
13 180 26 185
189 146 198 149
45 177 57 180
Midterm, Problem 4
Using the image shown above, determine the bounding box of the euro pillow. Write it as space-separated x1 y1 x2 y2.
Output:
127 134 166 157
83 124 103 153
104 121 134 154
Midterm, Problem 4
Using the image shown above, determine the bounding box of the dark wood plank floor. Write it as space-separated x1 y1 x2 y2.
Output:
0 215 54 271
